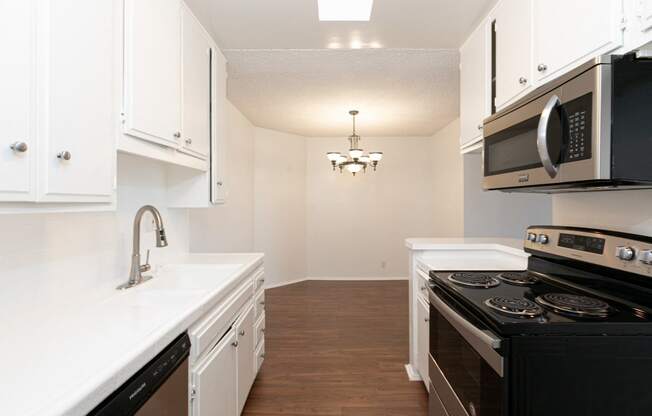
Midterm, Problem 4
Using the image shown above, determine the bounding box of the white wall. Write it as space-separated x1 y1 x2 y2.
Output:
305 136 437 279
189 102 255 253
432 119 464 237
463 152 552 238
553 190 652 235
1 153 190 318
253 127 306 287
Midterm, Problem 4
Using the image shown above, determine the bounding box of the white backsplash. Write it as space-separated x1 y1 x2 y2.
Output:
0 153 189 321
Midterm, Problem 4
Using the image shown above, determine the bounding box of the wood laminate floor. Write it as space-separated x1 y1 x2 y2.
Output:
242 280 428 416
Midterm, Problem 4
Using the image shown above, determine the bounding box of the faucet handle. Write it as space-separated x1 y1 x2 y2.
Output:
139 249 151 273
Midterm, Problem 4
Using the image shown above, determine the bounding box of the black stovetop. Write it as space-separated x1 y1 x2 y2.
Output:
429 257 652 337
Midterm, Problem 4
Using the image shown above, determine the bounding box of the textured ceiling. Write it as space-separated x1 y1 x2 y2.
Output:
185 0 495 49
224 49 460 137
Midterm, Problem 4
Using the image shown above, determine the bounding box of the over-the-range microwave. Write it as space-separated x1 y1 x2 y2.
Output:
482 54 652 193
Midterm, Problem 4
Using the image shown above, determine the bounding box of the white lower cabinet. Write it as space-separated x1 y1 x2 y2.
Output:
192 329 238 416
190 267 265 416
235 304 256 415
416 297 430 386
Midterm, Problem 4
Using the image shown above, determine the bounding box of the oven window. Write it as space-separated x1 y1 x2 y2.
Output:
484 115 543 176
430 302 504 416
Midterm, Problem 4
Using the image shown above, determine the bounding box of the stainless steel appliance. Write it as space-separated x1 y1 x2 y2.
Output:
90 333 190 416
428 226 652 416
482 54 652 192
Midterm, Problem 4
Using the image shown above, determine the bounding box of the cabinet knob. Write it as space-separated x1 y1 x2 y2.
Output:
10 141 28 153
239 329 245 336
185 138 192 145
232 340 239 348
261 328 265 333
57 151 72 161
477 124 483 131
260 301 265 306
173 132 181 138
420 285 426 291
216 181 223 186
537 64 548 72
424 317 429 322
519 77 528 85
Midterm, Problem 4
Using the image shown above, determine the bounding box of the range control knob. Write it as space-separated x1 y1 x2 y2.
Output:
615 246 636 261
536 234 549 245
527 232 537 242
639 250 652 265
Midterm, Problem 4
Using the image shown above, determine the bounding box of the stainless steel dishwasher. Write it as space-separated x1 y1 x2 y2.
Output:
90 333 190 416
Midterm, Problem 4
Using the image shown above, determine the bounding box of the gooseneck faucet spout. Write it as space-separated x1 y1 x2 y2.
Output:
117 205 168 290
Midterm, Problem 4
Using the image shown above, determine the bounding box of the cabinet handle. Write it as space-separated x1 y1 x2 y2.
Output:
519 77 528 85
420 285 426 291
232 340 239 348
424 317 430 322
260 353 265 358
185 138 192 145
261 328 265 333
260 301 265 306
477 124 483 131
57 151 72 161
537 63 548 72
173 132 181 138
10 141 28 153
216 181 223 186
239 329 245 336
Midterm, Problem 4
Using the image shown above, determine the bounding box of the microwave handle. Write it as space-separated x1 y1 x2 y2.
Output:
537 94 561 178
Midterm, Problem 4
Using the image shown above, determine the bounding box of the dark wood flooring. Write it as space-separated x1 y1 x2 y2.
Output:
242 280 428 416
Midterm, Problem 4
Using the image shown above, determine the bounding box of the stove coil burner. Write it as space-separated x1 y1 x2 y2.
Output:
497 271 539 286
448 272 500 288
535 293 612 318
485 296 543 318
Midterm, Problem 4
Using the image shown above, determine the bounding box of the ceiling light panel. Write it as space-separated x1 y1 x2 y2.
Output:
318 0 374 21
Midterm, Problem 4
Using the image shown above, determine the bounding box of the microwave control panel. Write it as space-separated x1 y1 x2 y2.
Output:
563 93 592 163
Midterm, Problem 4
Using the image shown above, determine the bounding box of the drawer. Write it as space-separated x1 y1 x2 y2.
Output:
255 339 265 374
254 289 265 319
254 312 265 348
253 267 265 292
190 279 253 362
416 269 430 303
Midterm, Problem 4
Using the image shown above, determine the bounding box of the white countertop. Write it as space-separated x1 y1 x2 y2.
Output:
406 237 529 271
0 252 263 416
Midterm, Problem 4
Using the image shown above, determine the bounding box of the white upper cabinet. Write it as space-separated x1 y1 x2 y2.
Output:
0 1 35 201
460 20 489 148
494 0 533 109
124 0 181 148
181 6 211 160
533 0 624 82
212 48 228 204
37 0 116 203
639 0 652 31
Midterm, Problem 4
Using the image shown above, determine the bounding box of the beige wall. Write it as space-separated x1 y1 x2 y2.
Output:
431 119 464 237
553 190 652 235
189 101 255 252
253 128 306 287
305 136 437 278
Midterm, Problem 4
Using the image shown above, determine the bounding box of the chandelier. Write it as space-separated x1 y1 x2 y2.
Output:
326 110 383 176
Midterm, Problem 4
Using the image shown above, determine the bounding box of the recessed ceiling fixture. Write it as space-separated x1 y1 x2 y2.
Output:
327 110 383 176
318 0 374 21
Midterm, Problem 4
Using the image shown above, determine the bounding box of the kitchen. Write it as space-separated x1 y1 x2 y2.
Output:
1 0 652 415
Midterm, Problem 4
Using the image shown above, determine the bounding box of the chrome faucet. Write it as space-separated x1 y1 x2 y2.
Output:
117 205 168 290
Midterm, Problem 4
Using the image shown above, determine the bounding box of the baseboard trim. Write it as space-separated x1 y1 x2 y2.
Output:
405 364 422 381
265 276 409 289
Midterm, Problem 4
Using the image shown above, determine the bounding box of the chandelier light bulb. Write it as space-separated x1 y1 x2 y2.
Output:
346 163 364 174
359 155 370 163
327 152 341 162
349 148 363 159
369 152 383 162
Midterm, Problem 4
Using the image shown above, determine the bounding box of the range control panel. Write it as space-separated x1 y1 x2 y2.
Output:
525 226 652 278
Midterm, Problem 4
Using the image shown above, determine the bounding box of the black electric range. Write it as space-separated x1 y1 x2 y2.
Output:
426 226 652 416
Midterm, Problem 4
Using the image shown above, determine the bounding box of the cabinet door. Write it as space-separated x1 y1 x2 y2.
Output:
416 298 430 386
641 0 652 31
211 48 228 204
124 0 181 148
180 6 211 160
533 0 623 82
460 21 489 147
0 0 35 201
192 329 238 416
495 0 533 109
37 0 115 203
236 304 256 415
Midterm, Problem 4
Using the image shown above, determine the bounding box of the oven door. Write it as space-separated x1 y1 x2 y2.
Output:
429 286 505 416
482 63 611 191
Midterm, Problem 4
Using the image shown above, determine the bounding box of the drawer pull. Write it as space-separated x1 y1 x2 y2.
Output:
420 285 426 291
239 329 245 336
57 151 72 161
231 340 239 348
260 301 265 306
10 141 28 153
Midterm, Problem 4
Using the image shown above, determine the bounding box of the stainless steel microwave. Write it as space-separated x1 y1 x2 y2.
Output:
482 54 652 192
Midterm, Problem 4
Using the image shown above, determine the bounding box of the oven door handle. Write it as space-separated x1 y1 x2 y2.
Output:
430 292 504 377
537 94 561 178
